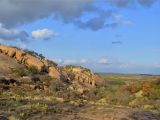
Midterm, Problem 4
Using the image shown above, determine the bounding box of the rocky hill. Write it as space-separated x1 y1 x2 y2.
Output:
1 45 159 120
0 45 103 93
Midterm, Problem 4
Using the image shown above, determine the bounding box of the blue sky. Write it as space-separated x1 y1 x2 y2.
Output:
0 0 160 74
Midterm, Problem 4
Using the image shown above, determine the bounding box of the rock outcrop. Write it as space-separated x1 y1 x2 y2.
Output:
0 45 103 89
48 67 61 79
0 45 46 71
60 66 103 87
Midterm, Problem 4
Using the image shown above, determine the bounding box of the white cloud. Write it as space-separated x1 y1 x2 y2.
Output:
0 23 57 44
32 29 57 40
98 58 109 64
152 63 160 68
0 0 92 27
80 59 88 64
16 41 27 49
120 20 133 25
51 58 88 66
63 59 77 65
52 58 63 64
0 0 155 31
118 63 131 69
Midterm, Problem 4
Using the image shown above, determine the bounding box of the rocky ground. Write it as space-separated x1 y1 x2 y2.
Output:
0 73 159 120
0 103 160 120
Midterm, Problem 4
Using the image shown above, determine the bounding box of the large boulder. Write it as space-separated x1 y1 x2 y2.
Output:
48 67 61 79
15 50 25 62
7 48 16 57
24 54 46 71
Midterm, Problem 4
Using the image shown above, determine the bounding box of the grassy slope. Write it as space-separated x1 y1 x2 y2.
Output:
97 74 160 111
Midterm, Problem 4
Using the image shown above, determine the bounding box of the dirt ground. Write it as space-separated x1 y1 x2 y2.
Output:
0 104 160 120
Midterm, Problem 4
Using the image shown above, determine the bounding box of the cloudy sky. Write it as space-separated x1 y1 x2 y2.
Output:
0 0 160 74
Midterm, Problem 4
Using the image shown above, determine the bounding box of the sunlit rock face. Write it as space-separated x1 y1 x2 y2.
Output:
48 67 61 79
0 45 46 71
0 45 103 91
60 66 104 87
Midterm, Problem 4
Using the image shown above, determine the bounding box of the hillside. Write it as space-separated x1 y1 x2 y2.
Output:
0 45 103 90
0 53 24 75
0 45 160 120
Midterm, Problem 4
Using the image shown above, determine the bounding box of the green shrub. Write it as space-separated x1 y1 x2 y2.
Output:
11 66 39 76
114 90 131 105
40 75 52 82
27 66 39 75
148 87 160 100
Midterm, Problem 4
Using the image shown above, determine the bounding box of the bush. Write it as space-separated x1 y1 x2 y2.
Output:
27 66 39 75
49 80 66 92
154 78 160 85
40 75 52 82
148 87 160 100
49 80 83 100
125 83 141 94
11 66 39 77
11 67 28 77
31 76 40 83
141 81 153 96
114 90 131 105
85 87 109 101
47 60 57 67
